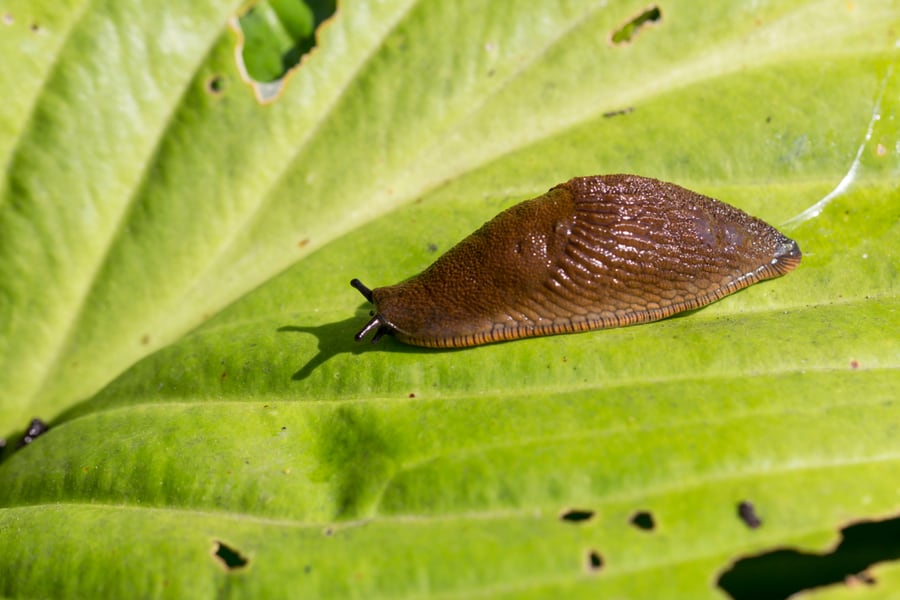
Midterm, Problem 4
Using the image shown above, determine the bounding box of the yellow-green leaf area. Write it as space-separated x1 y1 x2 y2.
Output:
1 0 898 598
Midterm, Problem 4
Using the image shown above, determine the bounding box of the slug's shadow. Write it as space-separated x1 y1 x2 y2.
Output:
283 298 713 382
279 311 436 381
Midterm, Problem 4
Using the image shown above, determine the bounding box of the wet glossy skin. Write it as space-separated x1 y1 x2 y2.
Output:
352 174 801 348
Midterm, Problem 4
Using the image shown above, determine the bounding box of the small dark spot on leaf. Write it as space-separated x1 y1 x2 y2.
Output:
205 75 225 95
323 527 334 536
213 541 249 570
18 418 49 448
298 238 310 248
141 334 151 345
737 500 762 529
427 243 438 253
586 549 604 573
408 393 416 398
718 516 900 600
610 5 661 45
29 22 39 32
630 510 655 531
304 564 312 574
281 426 287 431
850 360 859 369
220 370 228 380
560 509 595 523
766 115 773 123
603 106 635 118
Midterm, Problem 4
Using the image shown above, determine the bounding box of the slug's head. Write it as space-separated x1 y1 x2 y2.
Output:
350 279 395 344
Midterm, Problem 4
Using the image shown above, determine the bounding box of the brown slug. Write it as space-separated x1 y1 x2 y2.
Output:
351 174 801 348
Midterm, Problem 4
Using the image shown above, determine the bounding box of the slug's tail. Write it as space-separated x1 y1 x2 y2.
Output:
772 238 802 275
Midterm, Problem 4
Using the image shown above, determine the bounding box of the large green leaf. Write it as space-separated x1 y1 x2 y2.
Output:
1 0 898 598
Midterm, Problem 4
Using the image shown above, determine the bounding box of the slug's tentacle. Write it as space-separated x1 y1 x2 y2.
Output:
354 314 387 343
370 325 391 344
350 278 374 303
352 279 395 343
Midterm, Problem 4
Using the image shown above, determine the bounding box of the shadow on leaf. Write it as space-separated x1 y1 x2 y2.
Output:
278 312 431 381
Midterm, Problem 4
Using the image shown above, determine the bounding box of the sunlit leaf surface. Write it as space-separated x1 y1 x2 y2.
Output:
1 0 898 597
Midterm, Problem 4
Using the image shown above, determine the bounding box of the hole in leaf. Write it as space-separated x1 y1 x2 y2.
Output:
610 5 662 45
206 75 225 95
17 418 49 448
213 541 249 570
630 510 655 531
718 516 900 600
560 508 595 523
737 500 762 529
585 549 604 573
234 0 337 102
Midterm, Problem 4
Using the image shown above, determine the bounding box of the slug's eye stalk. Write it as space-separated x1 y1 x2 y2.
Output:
350 278 374 303
351 279 393 343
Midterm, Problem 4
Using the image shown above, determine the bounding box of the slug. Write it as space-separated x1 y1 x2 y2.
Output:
351 174 801 348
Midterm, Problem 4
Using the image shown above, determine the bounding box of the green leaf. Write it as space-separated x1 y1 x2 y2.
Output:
1 0 899 598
